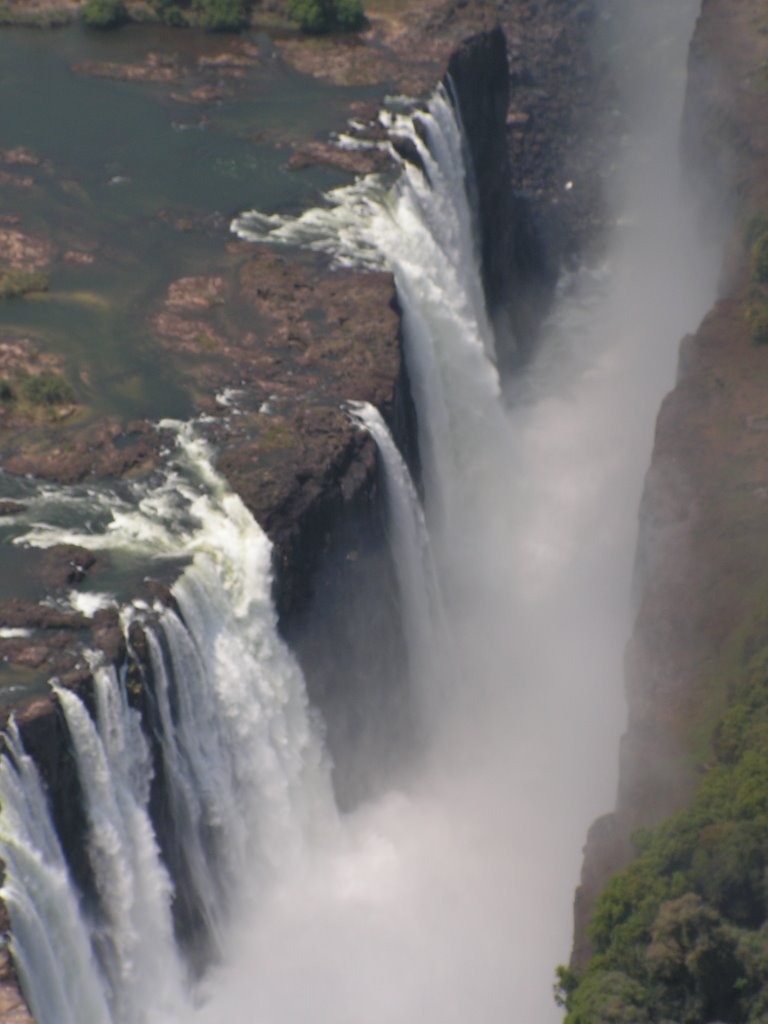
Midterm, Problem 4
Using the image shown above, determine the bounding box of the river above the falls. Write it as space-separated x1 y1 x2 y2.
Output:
0 23 378 423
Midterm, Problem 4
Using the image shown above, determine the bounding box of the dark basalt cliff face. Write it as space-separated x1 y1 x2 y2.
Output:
448 26 553 373
572 0 768 975
447 0 610 373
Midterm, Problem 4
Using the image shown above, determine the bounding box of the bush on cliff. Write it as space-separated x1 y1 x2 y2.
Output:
747 304 768 346
559 624 768 1023
81 0 127 28
745 210 768 284
289 0 365 34
744 211 768 252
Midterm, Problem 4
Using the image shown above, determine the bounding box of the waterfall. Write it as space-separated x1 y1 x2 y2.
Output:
346 401 448 722
0 424 336 1024
0 3 724 1017
233 84 506 533
54 666 184 1024
0 723 112 1024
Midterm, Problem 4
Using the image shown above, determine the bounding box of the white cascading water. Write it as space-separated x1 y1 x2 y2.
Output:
0 0 724 1020
0 723 113 1024
0 424 336 1024
234 85 506 533
346 400 448 723
53 665 184 1024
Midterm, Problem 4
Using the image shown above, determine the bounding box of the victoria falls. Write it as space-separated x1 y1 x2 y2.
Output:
0 0 765 1021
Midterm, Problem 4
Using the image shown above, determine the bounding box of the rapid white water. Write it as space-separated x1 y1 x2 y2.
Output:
54 665 184 1024
0 425 336 1024
0 0 724 1020
0 723 112 1024
234 85 506 532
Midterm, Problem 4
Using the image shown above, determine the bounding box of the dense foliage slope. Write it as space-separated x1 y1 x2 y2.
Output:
559 599 768 1023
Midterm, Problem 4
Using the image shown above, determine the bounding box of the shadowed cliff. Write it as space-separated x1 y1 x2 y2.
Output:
568 0 768 1019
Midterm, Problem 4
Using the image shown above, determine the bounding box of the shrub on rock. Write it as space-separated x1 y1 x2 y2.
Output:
19 373 76 407
152 0 188 25
289 0 364 34
81 0 128 28
195 0 247 30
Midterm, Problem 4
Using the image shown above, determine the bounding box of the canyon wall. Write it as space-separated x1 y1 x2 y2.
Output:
572 0 768 980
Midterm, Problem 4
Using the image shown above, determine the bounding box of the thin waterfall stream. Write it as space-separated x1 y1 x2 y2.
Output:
346 400 448 727
0 0 723 1019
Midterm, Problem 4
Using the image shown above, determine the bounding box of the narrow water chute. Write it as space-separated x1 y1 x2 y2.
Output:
347 400 449 722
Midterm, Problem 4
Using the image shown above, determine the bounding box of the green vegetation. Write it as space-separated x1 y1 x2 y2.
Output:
747 303 768 346
194 0 247 31
744 211 768 344
0 270 49 301
0 372 76 410
332 0 365 29
744 211 768 252
147 0 247 30
288 0 365 34
745 211 768 284
2 0 364 32
0 4 73 25
18 373 76 407
81 0 128 27
151 0 188 25
557 614 768 1023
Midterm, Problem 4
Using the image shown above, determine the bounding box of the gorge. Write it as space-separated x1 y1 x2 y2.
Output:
0 0 764 1020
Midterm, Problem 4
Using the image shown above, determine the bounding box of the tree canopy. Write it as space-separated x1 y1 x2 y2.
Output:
558 611 768 1023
